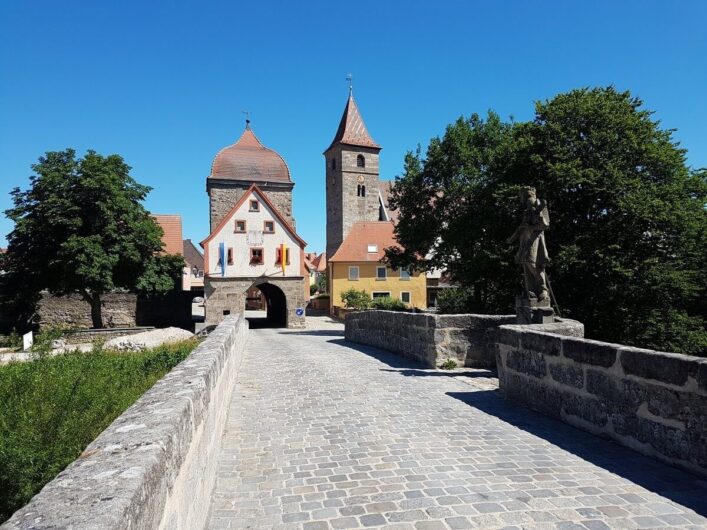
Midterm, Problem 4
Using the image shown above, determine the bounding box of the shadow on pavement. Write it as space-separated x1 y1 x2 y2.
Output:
281 329 345 337
447 390 707 516
380 368 497 379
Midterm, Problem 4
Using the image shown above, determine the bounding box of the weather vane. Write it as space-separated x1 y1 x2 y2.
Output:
346 73 353 95
242 110 251 128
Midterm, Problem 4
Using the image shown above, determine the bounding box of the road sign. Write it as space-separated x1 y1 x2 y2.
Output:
295 307 304 317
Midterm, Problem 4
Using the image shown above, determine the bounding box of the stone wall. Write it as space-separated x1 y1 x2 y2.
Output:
36 291 194 330
345 310 519 368
496 325 707 478
208 181 294 231
1 314 248 530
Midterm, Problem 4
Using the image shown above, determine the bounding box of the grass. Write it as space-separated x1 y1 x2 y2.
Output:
0 338 198 523
439 359 458 370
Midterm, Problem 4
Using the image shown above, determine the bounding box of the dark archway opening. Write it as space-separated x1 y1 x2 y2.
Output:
245 282 287 328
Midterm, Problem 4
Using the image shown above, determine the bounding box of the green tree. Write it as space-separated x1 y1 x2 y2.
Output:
4 149 184 328
388 88 707 355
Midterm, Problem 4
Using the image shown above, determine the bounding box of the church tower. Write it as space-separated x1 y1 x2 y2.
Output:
324 90 382 258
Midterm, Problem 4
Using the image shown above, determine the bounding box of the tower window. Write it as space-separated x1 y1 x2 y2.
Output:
357 184 366 197
331 158 336 170
357 154 365 168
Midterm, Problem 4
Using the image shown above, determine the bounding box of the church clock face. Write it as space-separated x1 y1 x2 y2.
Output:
357 175 365 183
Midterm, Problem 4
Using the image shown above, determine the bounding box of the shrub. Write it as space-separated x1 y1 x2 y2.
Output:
436 288 475 314
0 338 198 522
310 284 318 296
371 296 407 311
341 288 372 310
439 359 458 370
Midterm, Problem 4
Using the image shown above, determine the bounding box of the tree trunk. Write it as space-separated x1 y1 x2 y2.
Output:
89 294 103 329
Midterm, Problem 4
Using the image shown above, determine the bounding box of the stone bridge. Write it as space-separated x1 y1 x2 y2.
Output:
3 315 707 529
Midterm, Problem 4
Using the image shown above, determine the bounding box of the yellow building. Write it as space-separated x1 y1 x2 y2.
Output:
329 222 427 313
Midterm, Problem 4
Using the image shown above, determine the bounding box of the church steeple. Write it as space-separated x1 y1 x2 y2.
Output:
325 93 381 152
324 90 382 259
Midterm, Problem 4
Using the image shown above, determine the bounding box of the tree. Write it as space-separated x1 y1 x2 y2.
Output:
4 149 184 328
388 88 707 355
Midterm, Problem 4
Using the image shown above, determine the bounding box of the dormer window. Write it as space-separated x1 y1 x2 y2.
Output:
367 244 378 253
357 154 365 168
249 200 259 212
264 220 275 233
235 220 246 233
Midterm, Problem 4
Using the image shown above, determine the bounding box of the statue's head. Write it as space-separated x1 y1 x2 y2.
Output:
519 186 536 206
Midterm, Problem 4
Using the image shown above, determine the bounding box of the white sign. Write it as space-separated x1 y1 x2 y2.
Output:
22 331 33 351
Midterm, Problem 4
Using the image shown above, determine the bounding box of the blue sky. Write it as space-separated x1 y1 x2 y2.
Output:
1 1 706 252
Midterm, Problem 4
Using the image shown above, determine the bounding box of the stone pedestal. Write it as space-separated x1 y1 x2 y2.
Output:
516 296 554 325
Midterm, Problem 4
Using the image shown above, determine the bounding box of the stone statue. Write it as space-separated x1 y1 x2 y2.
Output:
507 187 553 323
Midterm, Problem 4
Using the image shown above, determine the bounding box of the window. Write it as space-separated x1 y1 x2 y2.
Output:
227 247 234 265
249 200 259 212
264 220 275 233
276 247 290 265
400 267 411 280
250 248 264 265
357 184 366 197
357 154 365 168
376 266 387 280
372 291 390 299
367 244 378 253
401 291 411 304
348 266 359 281
235 220 246 232
331 158 337 170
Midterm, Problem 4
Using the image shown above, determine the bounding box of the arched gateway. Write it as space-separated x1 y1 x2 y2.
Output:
200 124 308 329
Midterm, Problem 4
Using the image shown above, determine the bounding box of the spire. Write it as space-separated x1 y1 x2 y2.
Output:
325 92 381 152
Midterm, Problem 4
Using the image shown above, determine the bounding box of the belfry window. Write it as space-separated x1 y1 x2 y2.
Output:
357 154 365 168
357 184 366 197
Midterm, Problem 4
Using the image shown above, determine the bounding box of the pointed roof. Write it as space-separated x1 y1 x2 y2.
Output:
325 94 381 152
210 126 292 183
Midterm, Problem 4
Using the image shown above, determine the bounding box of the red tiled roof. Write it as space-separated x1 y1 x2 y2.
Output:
153 215 183 255
329 222 398 262
210 127 291 183
325 94 380 152
183 239 204 270
313 253 326 271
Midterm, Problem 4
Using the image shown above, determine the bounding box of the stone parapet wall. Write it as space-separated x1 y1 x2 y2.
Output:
345 310 519 368
1 314 248 530
36 291 194 330
496 325 707 478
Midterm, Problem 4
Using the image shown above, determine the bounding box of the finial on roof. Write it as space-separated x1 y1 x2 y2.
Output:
346 73 353 96
242 110 251 129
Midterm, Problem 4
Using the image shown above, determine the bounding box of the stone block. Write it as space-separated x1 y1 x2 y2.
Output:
496 326 520 348
549 363 584 388
620 347 698 386
563 338 617 367
585 370 645 410
505 349 547 379
521 331 561 356
561 393 608 427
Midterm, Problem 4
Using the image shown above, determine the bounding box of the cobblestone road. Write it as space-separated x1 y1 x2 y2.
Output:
206 318 707 529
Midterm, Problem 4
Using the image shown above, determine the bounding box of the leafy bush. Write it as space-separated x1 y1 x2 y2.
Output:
439 359 458 370
0 329 22 350
30 326 68 355
0 338 198 522
315 294 330 300
436 288 475 314
371 296 407 311
310 284 318 296
341 288 372 310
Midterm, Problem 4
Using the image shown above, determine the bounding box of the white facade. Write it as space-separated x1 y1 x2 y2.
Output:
203 188 303 278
